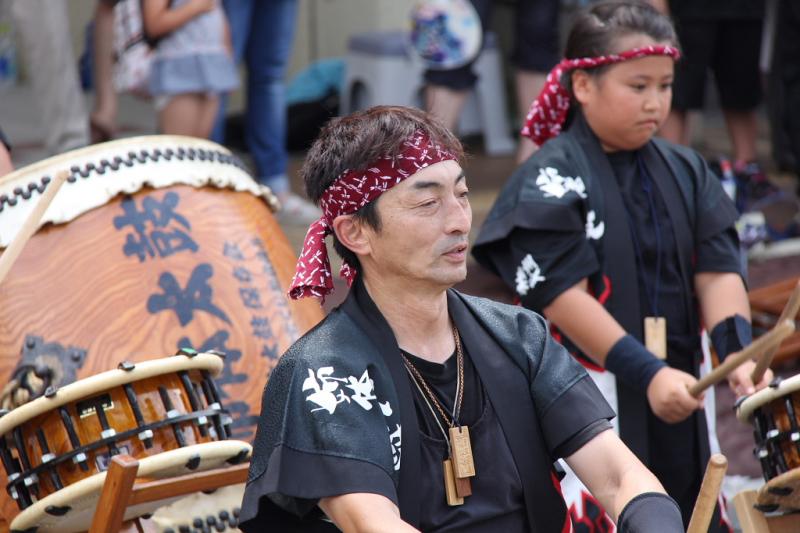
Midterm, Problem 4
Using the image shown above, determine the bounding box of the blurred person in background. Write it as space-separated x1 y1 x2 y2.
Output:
89 0 118 143
211 0 321 224
423 0 561 165
8 0 89 154
142 0 239 138
656 0 778 209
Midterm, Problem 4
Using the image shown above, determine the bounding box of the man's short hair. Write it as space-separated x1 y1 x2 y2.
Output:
301 106 465 271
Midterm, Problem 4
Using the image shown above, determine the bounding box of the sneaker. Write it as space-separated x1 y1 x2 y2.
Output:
277 192 322 225
734 161 783 212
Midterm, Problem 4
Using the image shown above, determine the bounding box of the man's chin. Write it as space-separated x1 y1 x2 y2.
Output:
439 266 468 287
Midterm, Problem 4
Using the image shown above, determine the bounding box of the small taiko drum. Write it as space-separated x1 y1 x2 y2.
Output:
0 351 252 533
0 135 324 525
736 374 800 513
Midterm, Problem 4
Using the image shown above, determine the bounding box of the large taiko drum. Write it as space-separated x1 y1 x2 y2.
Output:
737 374 800 513
0 351 251 533
0 136 324 525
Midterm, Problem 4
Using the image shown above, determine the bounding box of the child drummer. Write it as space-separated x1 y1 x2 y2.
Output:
472 1 773 529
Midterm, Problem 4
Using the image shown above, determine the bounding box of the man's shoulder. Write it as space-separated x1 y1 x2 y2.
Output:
286 307 349 349
281 306 376 365
453 291 548 335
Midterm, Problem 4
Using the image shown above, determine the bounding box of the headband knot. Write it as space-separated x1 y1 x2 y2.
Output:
521 45 681 146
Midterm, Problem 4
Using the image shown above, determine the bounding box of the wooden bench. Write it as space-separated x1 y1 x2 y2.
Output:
89 456 248 533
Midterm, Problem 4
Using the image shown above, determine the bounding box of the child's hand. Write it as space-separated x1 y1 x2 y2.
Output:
646 367 705 423
727 360 773 397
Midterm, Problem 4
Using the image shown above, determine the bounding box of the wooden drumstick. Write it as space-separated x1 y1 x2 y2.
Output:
686 454 728 533
750 280 800 384
689 319 795 397
0 169 68 286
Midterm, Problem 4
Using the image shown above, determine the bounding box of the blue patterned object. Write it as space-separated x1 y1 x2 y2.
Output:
409 0 482 70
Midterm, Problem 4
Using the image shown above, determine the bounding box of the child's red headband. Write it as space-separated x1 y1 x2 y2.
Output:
521 45 681 146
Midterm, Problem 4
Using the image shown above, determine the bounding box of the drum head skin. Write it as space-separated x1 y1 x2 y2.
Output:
410 0 482 70
149 483 245 531
736 374 800 423
0 135 278 247
755 468 800 514
9 440 252 533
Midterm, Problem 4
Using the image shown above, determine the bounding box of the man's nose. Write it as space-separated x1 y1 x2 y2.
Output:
445 196 472 234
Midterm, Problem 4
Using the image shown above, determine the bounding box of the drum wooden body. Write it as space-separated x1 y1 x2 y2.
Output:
737 374 800 513
0 136 323 526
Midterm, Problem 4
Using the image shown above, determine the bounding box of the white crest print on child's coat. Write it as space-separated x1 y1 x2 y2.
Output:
585 210 605 240
515 254 546 296
535 167 587 199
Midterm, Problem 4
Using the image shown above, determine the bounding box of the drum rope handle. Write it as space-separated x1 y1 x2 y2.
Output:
0 364 52 410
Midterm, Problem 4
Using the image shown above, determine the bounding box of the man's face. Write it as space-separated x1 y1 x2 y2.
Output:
362 160 471 291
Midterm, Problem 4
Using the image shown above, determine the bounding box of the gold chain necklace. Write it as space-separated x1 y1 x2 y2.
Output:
401 324 476 506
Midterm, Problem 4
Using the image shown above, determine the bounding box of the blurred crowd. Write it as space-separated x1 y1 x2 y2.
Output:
0 0 798 233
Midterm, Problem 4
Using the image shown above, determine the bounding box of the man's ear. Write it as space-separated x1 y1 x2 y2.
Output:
571 70 594 106
332 214 371 256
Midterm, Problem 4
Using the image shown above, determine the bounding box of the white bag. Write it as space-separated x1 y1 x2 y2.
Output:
112 0 154 95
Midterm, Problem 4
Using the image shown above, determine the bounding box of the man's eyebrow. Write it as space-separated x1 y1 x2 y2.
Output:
411 171 466 190
411 180 442 190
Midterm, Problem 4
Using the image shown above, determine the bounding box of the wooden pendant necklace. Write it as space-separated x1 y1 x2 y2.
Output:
401 325 475 506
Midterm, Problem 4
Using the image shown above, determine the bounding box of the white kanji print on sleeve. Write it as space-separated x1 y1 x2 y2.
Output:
535 167 587 199
515 254 546 296
302 367 349 414
346 370 378 410
585 209 605 240
388 424 402 471
303 365 402 470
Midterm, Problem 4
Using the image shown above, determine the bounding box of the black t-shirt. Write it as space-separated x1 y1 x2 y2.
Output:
606 149 741 368
402 342 610 532
607 149 741 520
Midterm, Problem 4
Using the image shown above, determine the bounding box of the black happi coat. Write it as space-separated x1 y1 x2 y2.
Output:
472 113 739 468
239 279 614 532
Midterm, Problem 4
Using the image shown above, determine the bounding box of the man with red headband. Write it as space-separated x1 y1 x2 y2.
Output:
238 106 684 532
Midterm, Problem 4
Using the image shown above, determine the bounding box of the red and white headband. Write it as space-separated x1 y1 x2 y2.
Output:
289 132 458 301
521 45 681 146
